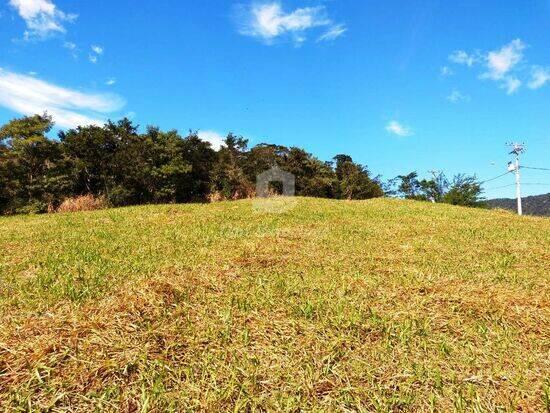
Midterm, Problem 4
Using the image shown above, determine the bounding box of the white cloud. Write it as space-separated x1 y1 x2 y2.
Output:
440 66 454 77
449 50 477 67
501 77 521 95
63 41 78 58
197 130 226 151
91 45 103 55
479 39 525 94
63 41 76 50
386 120 413 137
237 2 344 45
318 24 347 42
9 0 77 39
483 39 525 80
0 68 125 128
106 78 116 86
88 45 103 63
528 66 550 89
448 39 539 95
447 89 470 103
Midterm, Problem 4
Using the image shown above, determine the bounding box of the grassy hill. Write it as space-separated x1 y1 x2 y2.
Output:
0 198 548 411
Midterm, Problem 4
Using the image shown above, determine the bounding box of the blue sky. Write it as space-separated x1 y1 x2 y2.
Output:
1 0 549 198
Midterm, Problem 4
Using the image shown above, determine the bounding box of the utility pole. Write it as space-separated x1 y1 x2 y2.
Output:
507 143 525 216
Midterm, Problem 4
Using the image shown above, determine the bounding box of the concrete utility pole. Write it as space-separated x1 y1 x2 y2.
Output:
507 143 525 216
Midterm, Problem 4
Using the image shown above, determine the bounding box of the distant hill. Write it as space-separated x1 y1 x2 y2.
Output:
487 193 550 216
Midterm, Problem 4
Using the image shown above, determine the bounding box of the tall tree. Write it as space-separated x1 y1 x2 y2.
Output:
211 133 252 199
332 155 383 200
0 114 68 213
393 172 424 200
443 174 485 207
177 131 217 202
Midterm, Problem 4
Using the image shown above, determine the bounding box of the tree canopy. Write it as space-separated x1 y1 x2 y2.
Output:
0 114 484 215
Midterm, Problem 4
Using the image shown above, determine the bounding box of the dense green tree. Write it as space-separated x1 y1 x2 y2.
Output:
284 148 336 198
177 131 217 202
393 172 424 200
59 124 118 197
332 155 383 200
0 114 69 213
211 133 252 199
0 113 489 215
391 171 484 207
144 127 191 203
419 172 448 203
443 174 485 207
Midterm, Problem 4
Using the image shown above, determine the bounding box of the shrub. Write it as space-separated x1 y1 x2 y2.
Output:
56 195 108 213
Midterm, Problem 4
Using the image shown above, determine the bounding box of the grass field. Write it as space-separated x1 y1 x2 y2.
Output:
0 198 549 411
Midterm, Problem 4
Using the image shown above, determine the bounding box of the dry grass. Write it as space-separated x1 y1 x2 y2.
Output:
0 198 548 411
55 194 108 213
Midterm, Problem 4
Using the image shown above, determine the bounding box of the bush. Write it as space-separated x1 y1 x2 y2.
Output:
56 195 108 213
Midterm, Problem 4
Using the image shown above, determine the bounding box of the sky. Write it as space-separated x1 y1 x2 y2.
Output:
0 0 549 198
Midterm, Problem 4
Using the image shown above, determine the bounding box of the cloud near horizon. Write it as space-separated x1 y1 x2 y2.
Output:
9 0 77 39
236 2 346 45
197 130 226 151
0 69 125 128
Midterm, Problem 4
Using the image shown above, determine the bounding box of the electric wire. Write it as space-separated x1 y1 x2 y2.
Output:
483 184 516 191
521 166 550 171
479 171 512 185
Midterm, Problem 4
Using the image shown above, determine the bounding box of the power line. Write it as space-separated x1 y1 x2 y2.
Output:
521 166 550 171
484 183 516 191
486 183 550 190
479 171 512 184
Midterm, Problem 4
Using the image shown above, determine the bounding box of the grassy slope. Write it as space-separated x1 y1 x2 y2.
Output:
0 198 548 412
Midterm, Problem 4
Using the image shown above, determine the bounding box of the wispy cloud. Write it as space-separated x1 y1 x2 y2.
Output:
440 66 454 77
197 130 226 151
528 66 550 89
9 0 77 39
447 89 470 103
236 2 345 45
88 44 104 63
447 39 549 95
500 76 521 95
317 24 346 42
91 45 103 55
449 50 478 67
106 78 116 86
386 120 413 137
63 41 76 50
63 40 78 58
0 68 125 128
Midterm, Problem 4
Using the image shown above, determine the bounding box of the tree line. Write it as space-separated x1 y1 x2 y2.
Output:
0 113 484 215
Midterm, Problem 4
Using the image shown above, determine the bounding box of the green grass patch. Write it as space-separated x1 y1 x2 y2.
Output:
0 198 548 411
